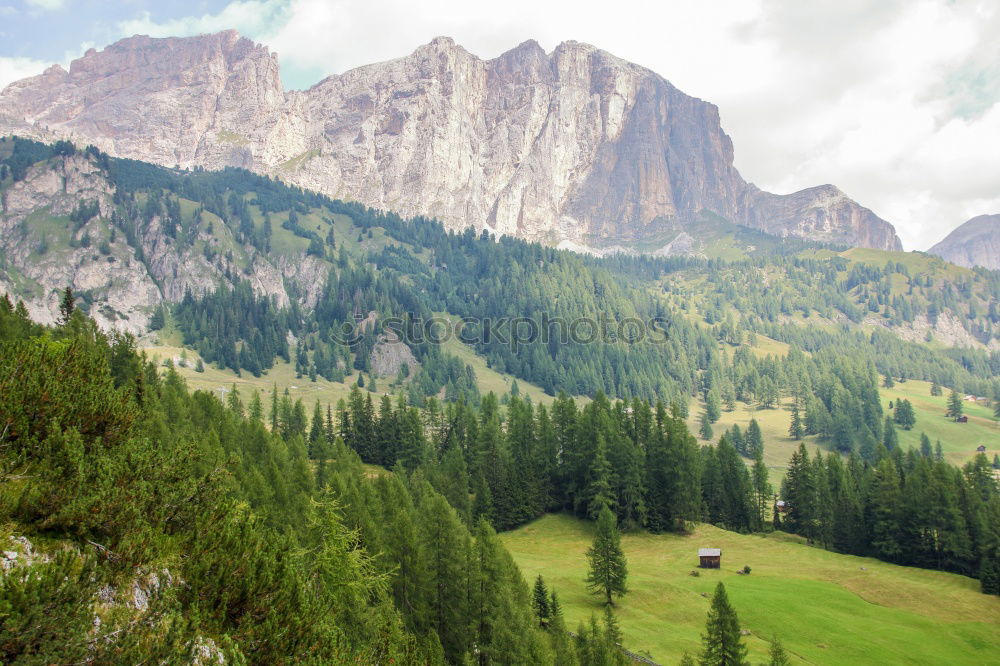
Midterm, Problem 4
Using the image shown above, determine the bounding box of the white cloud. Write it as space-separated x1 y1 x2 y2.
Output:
25 0 64 10
116 2 287 41
0 56 48 91
97 0 1000 249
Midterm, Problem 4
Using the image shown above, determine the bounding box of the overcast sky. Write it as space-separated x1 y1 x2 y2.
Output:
2 0 998 250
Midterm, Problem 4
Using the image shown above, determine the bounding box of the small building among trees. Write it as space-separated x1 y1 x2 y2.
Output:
957 415 969 423
699 548 722 568
977 444 987 453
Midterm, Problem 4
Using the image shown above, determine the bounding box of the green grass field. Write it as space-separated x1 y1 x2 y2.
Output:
882 379 1000 465
501 515 1000 665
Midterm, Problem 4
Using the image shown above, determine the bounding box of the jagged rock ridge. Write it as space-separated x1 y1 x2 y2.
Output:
928 214 1000 269
0 31 902 250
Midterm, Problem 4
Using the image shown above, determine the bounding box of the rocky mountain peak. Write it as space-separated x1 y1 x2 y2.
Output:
0 31 903 251
929 214 1000 269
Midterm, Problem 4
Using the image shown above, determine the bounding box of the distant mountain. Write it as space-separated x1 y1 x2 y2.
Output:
0 31 902 251
928 214 1000 269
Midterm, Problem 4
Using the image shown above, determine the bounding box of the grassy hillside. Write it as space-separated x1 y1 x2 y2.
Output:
686 368 1000 474
140 312 559 412
882 378 1000 465
501 515 1000 665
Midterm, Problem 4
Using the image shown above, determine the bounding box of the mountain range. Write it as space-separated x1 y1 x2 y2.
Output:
0 30 903 252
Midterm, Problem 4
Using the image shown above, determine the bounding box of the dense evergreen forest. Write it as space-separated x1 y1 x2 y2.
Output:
0 298 645 663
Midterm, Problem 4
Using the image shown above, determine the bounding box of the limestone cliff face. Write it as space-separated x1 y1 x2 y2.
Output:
743 184 903 251
0 32 902 250
928 215 1000 269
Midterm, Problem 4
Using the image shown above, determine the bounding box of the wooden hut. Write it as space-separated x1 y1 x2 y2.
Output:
698 548 721 568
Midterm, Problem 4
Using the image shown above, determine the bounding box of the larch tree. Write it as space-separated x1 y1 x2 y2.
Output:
946 390 964 419
700 582 748 666
585 505 628 606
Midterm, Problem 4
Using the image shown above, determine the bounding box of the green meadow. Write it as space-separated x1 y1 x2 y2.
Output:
501 514 1000 665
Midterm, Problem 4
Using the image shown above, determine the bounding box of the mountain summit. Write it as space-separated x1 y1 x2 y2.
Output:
0 31 902 251
929 214 1000 269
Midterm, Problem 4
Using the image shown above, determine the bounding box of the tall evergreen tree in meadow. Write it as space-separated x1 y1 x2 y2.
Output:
767 636 790 666
788 401 804 440
946 390 964 419
585 505 628 606
699 413 714 441
706 389 722 423
700 582 748 666
893 398 916 429
745 419 764 458
751 443 771 531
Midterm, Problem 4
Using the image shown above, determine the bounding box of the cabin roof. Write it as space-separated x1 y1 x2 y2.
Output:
698 548 721 557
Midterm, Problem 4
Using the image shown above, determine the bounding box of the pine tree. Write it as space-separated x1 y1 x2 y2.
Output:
532 575 551 626
58 286 75 326
751 444 771 531
699 413 714 441
767 635 790 666
585 505 628 606
788 401 804 440
700 582 748 666
893 399 916 429
993 454 1000 470
920 432 932 458
946 390 963 419
706 389 722 423
930 380 942 396
248 391 263 422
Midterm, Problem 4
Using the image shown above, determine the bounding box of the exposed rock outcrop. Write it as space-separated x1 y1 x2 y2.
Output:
928 214 1000 269
0 32 903 251
0 151 328 332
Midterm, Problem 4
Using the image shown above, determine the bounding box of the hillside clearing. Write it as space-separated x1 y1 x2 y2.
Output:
501 514 1000 665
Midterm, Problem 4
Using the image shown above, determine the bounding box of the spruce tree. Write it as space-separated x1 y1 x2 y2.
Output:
532 575 551 626
58 286 75 326
700 582 748 666
920 432 933 458
751 444 771 531
788 402 804 440
946 390 963 419
699 413 714 441
585 505 628 606
767 635 790 665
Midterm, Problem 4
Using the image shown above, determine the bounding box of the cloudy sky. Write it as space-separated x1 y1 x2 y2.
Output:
1 0 997 250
